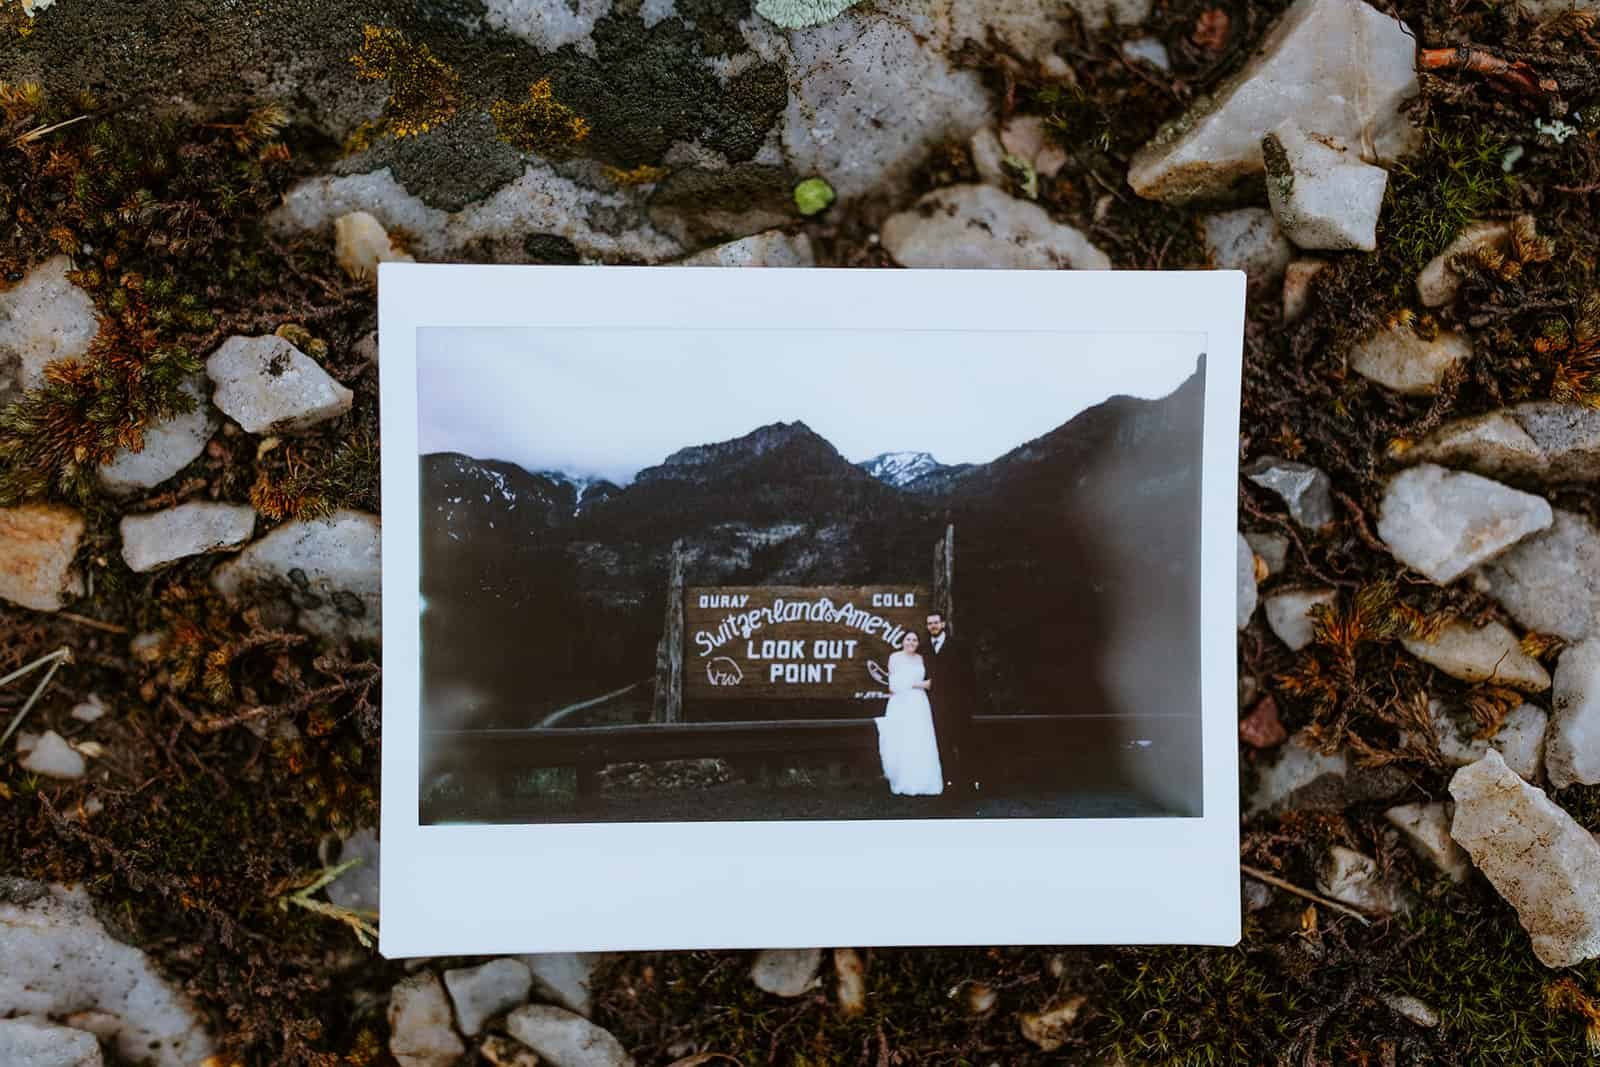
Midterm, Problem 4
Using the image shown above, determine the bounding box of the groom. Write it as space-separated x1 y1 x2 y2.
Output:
923 610 977 796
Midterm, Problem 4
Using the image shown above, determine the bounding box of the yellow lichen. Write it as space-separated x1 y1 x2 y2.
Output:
349 25 462 139
602 163 670 186
489 78 591 156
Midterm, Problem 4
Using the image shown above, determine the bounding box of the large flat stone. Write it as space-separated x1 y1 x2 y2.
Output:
1404 402 1600 488
119 502 256 573
743 1 990 200
0 882 214 1067
1399 620 1550 692
1263 124 1386 252
1401 699 1547 782
206 335 353 435
0 255 99 410
211 511 380 643
1475 509 1600 641
881 184 1111 269
1384 801 1471 882
1348 327 1471 396
0 1018 103 1067
1416 220 1512 307
1450 749 1600 968
0 504 85 612
1127 0 1418 201
388 974 464 1067
1548 638 1600 789
506 1004 634 1067
1247 727 1409 814
97 377 217 496
1377 465 1552 584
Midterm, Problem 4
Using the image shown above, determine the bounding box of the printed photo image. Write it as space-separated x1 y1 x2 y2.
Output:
416 327 1207 824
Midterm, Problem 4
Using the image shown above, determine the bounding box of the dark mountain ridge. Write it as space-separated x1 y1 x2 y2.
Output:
420 357 1206 733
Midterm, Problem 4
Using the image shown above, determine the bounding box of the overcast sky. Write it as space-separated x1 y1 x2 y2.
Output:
417 326 1203 484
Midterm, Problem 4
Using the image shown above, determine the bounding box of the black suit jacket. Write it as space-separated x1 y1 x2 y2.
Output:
923 631 975 740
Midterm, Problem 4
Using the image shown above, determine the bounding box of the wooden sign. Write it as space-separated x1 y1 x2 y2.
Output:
684 586 931 701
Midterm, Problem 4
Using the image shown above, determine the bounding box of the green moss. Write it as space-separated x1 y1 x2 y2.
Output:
1092 946 1299 1065
0 92 294 504
1381 900 1600 1063
1382 124 1513 274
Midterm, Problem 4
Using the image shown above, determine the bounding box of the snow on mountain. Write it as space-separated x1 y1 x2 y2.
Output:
857 450 946 488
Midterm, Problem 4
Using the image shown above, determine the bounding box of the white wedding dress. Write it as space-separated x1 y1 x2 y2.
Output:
875 653 944 796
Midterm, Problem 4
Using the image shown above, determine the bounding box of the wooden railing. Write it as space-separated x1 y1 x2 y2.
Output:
424 713 1201 802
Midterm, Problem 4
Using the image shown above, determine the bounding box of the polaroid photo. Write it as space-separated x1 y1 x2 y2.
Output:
379 264 1245 956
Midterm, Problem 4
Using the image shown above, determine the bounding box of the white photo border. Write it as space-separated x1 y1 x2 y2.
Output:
379 264 1245 957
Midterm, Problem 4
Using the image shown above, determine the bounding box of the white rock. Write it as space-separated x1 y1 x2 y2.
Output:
1383 994 1440 1028
274 165 682 265
1203 207 1293 286
1121 37 1171 72
834 947 866 1018
1264 587 1337 651
325 826 379 914
1384 801 1471 882
1377 465 1552 583
1549 638 1600 789
678 231 815 267
520 952 606 1017
481 0 610 55
506 1004 634 1067
388 974 465 1067
1349 326 1473 397
0 882 215 1067
881 184 1110 269
1400 620 1550 692
70 694 107 723
1404 402 1600 487
1316 845 1414 916
0 504 85 612
1281 258 1327 322
206 335 353 435
211 510 381 643
1449 749 1600 968
1417 220 1512 306
1475 509 1600 641
1245 456 1336 529
1491 703 1551 783
20 730 86 779
1262 125 1387 251
1402 699 1548 781
119 502 255 573
0 1018 103 1067
335 210 414 281
750 947 823 996
1128 0 1419 201
0 255 99 408
936 0 1153 57
1248 728 1410 814
97 377 217 496
444 959 533 1036
999 115 1068 179
1237 532 1258 630
1245 531 1290 575
743 2 990 200
1246 733 1338 812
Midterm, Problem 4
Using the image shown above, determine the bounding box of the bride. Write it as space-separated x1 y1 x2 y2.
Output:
875 632 944 796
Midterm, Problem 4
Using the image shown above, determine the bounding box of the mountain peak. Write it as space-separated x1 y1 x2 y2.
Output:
858 450 946 488
640 420 839 481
